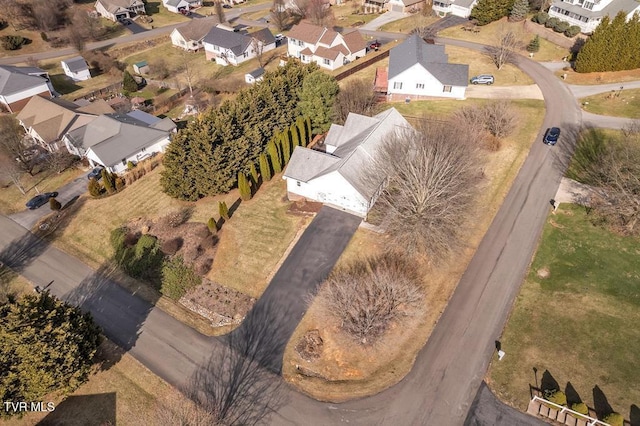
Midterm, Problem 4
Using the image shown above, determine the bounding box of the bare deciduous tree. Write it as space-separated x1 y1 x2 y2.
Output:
366 119 484 258
320 254 423 344
452 105 489 146
305 0 333 26
0 154 26 195
0 115 34 175
410 25 437 42
271 0 289 31
251 37 266 68
482 100 517 138
214 0 226 23
485 29 521 70
67 25 86 53
154 393 222 426
333 78 378 124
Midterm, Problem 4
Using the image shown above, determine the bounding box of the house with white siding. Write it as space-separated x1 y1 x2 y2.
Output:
203 26 276 66
170 18 217 51
95 0 146 22
61 56 91 81
432 0 477 17
163 0 202 14
283 108 412 217
548 0 640 33
0 65 53 113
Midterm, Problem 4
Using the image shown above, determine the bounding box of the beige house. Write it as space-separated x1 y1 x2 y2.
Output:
95 0 146 21
170 18 218 51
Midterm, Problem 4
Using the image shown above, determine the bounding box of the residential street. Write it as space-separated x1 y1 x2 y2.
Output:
2 24 639 425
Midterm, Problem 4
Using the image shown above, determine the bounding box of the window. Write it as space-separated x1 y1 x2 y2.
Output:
416 83 424 89
141 147 146 152
298 40 304 46
323 58 331 65
296 181 301 187
393 82 403 90
122 158 127 166
443 85 452 93
213 45 220 51
583 1 593 9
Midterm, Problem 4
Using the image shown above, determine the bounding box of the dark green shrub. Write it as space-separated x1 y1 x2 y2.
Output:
602 413 623 426
545 17 560 28
207 217 217 233
565 25 581 37
218 201 229 220
527 35 540 52
40 32 48 42
161 256 201 300
101 169 115 194
127 160 136 170
49 197 62 211
544 389 567 406
122 70 138 92
571 402 589 415
1 35 27 50
88 178 102 197
532 11 548 24
554 21 570 33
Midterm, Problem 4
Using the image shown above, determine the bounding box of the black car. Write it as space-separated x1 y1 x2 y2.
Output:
88 167 104 180
222 4 232 8
26 192 59 210
544 127 561 145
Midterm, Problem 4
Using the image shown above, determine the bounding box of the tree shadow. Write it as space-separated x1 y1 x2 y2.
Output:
593 385 614 419
188 299 289 425
228 197 242 218
550 121 581 176
36 393 116 426
565 381 582 406
630 404 640 426
541 370 560 393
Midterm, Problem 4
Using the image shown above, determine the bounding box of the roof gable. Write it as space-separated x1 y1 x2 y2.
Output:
175 17 218 41
287 21 327 44
0 65 49 96
203 27 252 56
63 56 89 73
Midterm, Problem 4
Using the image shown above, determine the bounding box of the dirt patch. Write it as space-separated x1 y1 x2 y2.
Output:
288 200 323 215
536 267 550 279
295 329 324 362
180 278 256 327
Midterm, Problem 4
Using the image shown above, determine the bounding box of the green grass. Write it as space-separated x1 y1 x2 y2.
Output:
488 204 640 417
579 88 640 119
208 178 306 298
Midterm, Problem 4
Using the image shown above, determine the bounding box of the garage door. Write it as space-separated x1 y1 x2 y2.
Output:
391 4 404 12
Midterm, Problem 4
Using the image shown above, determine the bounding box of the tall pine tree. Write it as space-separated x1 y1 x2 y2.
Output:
298 71 340 134
238 172 251 201
249 163 259 185
509 0 528 22
471 0 515 25
259 153 272 181
268 139 282 173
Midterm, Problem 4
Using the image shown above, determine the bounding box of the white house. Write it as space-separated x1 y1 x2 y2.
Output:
95 0 146 22
548 0 640 33
64 111 176 173
245 68 265 84
203 26 275 66
61 56 91 81
387 0 425 12
163 0 202 14
0 65 53 113
385 34 468 100
287 22 367 71
170 18 217 51
283 108 412 217
432 0 477 17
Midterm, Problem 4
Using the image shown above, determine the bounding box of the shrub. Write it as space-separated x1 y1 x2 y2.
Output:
602 412 623 426
161 238 183 256
571 402 589 415
545 17 560 28
101 169 115 194
533 11 548 24
544 389 567 406
88 178 103 197
127 160 136 170
161 256 201 300
554 20 570 33
199 234 218 250
207 217 217 233
219 201 229 221
114 177 125 192
40 32 48 42
1 35 27 50
527 35 540 52
565 25 581 37
161 208 191 228
238 172 251 201
123 70 138 92
49 197 62 211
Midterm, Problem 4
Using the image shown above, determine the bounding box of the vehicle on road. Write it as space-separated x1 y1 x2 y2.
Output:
275 33 284 42
26 192 59 210
369 40 381 51
470 75 494 85
223 4 232 8
88 167 104 180
543 127 561 145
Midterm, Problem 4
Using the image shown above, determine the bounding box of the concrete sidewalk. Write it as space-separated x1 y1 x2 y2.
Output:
360 11 407 31
554 177 596 206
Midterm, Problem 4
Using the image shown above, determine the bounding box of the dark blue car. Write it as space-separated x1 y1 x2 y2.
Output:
88 167 104 180
544 127 561 145
26 192 58 210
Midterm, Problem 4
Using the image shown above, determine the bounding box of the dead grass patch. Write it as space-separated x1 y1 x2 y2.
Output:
559 67 640 85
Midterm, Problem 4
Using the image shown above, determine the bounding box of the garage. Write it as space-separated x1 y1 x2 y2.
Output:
390 4 404 11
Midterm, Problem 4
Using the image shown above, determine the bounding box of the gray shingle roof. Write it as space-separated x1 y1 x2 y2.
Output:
550 0 639 19
248 67 265 78
0 65 49 96
388 34 469 87
203 27 252 56
174 18 218 41
63 56 89 73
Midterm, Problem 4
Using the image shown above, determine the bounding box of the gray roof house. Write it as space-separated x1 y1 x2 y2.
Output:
64 111 175 173
61 56 91 81
0 65 53 113
94 0 146 22
283 108 412 217
432 0 477 18
203 26 276 66
386 34 468 100
548 0 640 33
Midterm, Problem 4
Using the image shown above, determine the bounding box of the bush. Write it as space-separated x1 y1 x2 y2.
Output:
160 208 191 228
571 402 589 415
554 20 570 33
545 17 560 28
161 238 183 255
602 412 623 426
88 178 103 197
127 160 136 170
544 389 567 406
526 35 540 52
1 35 27 50
219 201 229 221
40 32 48 42
160 256 201 300
533 11 548 24
565 25 581 37
114 177 125 192
207 217 217 233
49 198 62 211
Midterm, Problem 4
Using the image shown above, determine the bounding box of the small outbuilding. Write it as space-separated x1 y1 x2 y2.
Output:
61 56 91 81
245 68 265 84
133 61 150 75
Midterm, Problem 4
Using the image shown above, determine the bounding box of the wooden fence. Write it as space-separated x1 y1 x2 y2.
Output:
334 50 390 81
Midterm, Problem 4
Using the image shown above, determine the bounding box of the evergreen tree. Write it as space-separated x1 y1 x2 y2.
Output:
207 217 217 233
49 197 61 211
88 178 102 197
526 35 540 52
291 123 301 147
575 15 613 72
471 0 515 25
281 133 292 166
101 169 115 194
219 201 229 220
298 71 340 134
509 0 528 21
259 153 272 181
249 163 259 185
0 292 101 410
238 172 251 201
122 70 138 92
296 116 307 146
267 139 282 173
305 116 312 142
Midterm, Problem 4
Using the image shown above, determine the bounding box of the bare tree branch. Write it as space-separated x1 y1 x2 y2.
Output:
0 115 34 175
332 78 378 124
485 28 521 70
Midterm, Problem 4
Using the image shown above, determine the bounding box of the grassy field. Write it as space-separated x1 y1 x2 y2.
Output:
560 67 640 85
1 339 189 426
379 13 439 33
138 1 191 29
283 99 546 401
446 45 534 86
208 178 308 298
488 204 640 419
0 166 85 215
332 6 384 28
579 88 640 118
439 17 571 63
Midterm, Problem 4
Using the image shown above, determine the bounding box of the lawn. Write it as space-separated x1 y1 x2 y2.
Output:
332 6 384 28
488 204 640 420
0 166 85 215
379 12 439 33
283 99 546 401
445 45 534 86
137 1 191 29
208 178 308 298
579 88 640 118
558 67 640 85
1 339 189 426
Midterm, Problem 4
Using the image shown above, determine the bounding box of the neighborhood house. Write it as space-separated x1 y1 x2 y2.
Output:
170 18 217 52
94 0 146 22
61 56 91 81
377 34 468 100
64 111 176 173
0 65 54 113
245 68 265 84
287 22 367 71
162 0 203 14
431 0 477 18
547 0 640 33
283 108 412 217
203 26 276 66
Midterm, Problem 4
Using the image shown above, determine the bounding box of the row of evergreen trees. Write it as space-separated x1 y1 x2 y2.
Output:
161 61 329 201
575 12 640 73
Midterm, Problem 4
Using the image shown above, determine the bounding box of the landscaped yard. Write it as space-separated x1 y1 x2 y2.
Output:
445 45 534 86
488 204 640 420
208 178 308 298
136 1 191 29
379 12 439 33
579 88 640 118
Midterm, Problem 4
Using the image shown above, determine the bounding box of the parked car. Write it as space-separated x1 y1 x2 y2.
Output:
88 166 104 180
470 75 495 85
275 33 284 42
369 40 381 51
223 4 232 8
543 127 561 145
26 192 59 210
